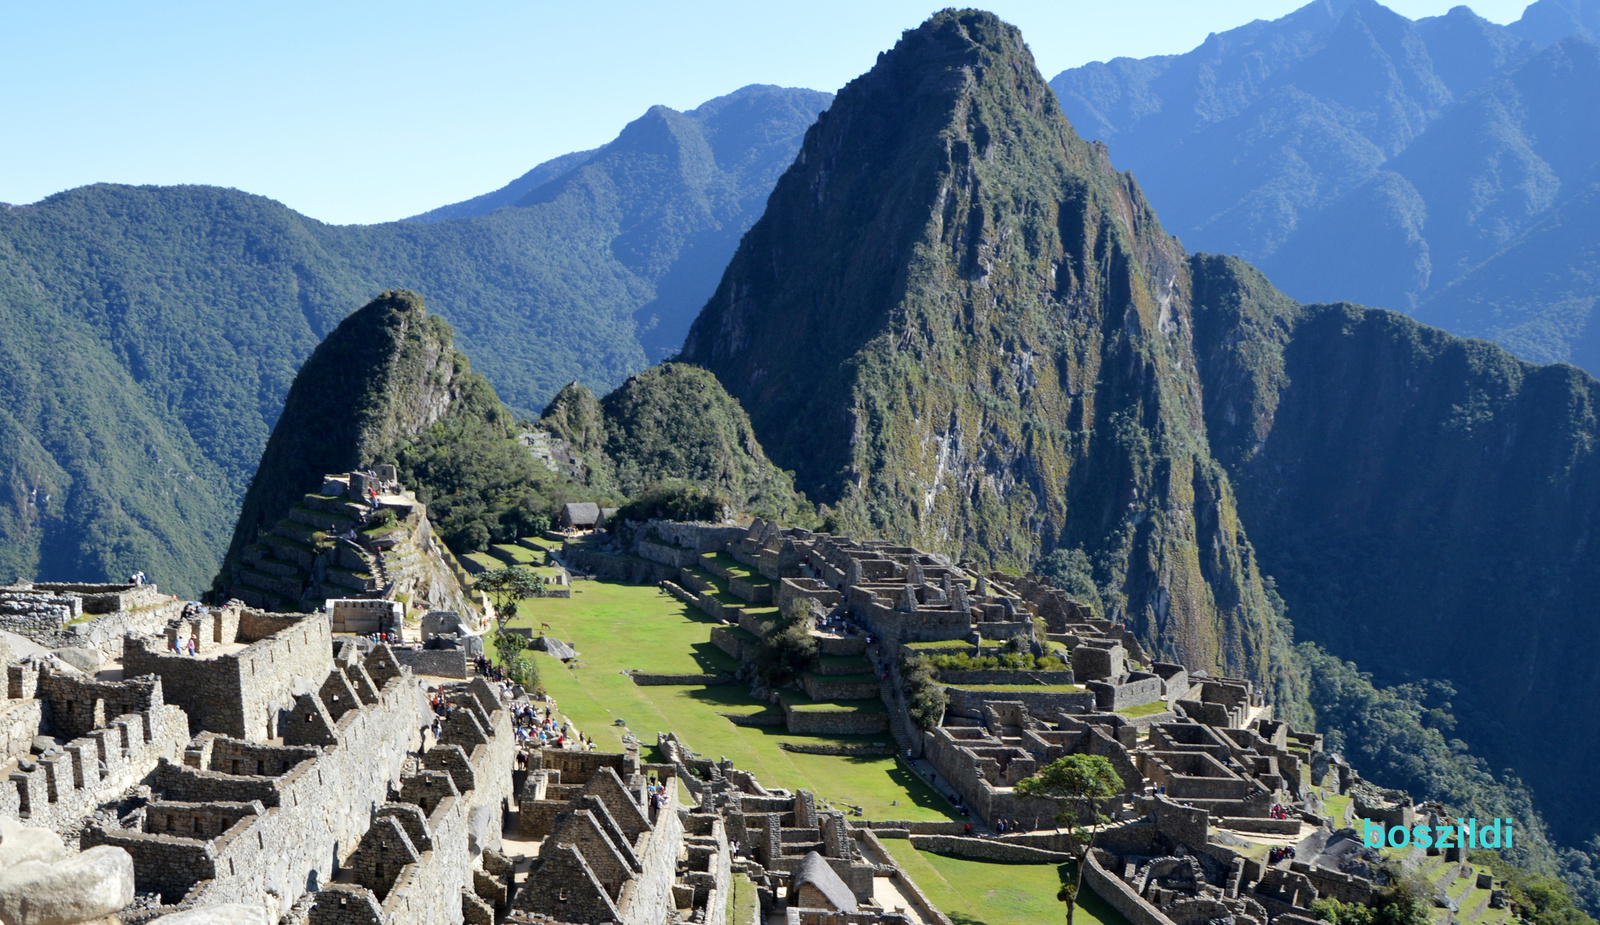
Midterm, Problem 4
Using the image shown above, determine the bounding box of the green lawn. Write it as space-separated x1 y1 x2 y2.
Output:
1322 792 1352 826
1116 702 1170 718
490 543 543 565
463 551 500 572
882 840 1131 925
511 581 957 822
726 872 759 925
705 551 772 587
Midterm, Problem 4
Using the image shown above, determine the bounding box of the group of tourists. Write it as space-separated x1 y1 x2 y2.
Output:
1268 845 1297 865
646 774 671 813
509 699 598 769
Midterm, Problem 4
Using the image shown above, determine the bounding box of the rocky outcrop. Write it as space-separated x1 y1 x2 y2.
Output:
0 832 135 925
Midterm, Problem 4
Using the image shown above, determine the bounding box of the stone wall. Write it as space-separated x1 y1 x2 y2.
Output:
1084 848 1176 925
782 707 888 735
0 697 42 764
935 670 1076 685
3 672 190 832
800 674 880 701
637 539 702 569
85 650 433 918
1087 675 1165 711
631 672 733 686
308 679 514 925
393 648 470 679
564 546 677 585
123 611 334 741
907 834 1071 862
943 687 1096 717
649 522 747 554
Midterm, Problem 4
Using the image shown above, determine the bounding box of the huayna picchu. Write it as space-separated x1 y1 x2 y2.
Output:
4 6 1600 925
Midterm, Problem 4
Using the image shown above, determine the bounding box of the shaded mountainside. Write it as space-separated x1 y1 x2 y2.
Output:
0 84 828 593
539 363 812 524
1048 0 1600 372
682 11 1279 688
1190 254 1600 846
223 290 502 572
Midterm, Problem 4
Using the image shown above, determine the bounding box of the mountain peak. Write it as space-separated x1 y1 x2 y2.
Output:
682 11 1270 683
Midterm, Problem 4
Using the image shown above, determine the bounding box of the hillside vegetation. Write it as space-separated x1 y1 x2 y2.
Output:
0 85 828 594
539 363 813 525
683 11 1282 695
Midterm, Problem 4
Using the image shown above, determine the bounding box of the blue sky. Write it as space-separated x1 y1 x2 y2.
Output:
0 1 1531 225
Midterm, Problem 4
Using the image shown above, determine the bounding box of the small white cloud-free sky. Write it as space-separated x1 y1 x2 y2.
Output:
0 1 1531 225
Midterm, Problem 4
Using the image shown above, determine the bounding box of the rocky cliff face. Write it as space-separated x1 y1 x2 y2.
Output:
219 290 479 581
1190 253 1600 844
681 11 1276 683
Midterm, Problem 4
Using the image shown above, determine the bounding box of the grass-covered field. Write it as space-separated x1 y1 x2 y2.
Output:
1116 701 1170 718
509 580 957 821
882 840 1130 925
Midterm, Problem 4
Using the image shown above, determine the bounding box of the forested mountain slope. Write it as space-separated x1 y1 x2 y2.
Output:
0 84 827 595
682 10 1283 692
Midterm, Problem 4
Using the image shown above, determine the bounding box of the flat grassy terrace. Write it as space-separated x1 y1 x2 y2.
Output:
1116 701 1170 718
882 840 1130 925
509 580 957 822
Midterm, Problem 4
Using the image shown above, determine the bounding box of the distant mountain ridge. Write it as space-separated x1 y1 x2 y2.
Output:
1048 0 1600 371
0 84 829 595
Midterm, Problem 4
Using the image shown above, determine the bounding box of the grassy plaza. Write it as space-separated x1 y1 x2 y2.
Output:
507 579 957 821
882 839 1127 925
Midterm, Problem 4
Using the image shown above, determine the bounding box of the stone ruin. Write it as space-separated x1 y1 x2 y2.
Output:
222 469 484 631
616 516 1512 925
0 590 514 924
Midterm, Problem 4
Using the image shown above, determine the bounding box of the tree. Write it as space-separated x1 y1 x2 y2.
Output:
477 565 545 627
755 622 817 687
900 655 948 730
1015 754 1125 925
1371 875 1432 925
490 629 542 691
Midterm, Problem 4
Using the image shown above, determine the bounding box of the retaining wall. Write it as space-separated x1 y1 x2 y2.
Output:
908 834 1072 863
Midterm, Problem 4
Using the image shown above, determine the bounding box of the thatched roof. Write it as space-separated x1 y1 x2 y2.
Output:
790 851 856 912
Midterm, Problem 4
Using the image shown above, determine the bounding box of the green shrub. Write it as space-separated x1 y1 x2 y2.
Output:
754 622 817 686
611 479 728 525
926 652 1067 672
